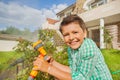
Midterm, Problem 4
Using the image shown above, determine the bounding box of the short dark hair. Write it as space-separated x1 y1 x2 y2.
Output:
59 14 86 33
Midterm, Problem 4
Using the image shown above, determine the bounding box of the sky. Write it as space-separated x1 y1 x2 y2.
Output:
0 0 76 32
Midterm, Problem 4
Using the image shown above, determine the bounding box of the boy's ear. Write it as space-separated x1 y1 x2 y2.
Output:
84 29 87 38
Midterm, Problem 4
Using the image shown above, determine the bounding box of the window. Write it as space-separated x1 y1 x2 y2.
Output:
92 29 100 47
89 0 107 9
91 3 97 8
98 1 105 6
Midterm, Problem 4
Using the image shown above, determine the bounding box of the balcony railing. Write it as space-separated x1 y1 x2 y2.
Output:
79 0 120 22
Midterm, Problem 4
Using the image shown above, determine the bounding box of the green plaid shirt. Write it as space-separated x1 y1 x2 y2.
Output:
68 38 113 80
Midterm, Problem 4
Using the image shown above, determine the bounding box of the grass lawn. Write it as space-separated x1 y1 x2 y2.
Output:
101 49 120 80
0 49 120 80
0 51 22 72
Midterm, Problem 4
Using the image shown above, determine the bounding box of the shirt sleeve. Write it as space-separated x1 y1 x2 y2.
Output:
72 48 98 80
67 48 72 69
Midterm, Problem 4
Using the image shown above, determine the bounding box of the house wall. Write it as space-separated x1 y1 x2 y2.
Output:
0 40 19 51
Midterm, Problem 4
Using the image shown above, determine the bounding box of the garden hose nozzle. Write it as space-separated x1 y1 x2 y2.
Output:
28 40 47 80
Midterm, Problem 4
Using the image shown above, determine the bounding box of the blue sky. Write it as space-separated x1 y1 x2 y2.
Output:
0 0 75 31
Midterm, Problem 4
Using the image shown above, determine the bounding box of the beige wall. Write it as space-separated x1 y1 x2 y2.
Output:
79 0 120 24
0 40 18 51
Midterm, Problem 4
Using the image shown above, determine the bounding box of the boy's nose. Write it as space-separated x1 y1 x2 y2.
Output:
69 34 75 40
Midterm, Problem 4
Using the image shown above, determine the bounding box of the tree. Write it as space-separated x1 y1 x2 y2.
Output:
5 26 22 35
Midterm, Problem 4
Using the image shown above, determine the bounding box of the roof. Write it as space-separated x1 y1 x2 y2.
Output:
56 3 76 16
47 18 59 25
0 34 18 41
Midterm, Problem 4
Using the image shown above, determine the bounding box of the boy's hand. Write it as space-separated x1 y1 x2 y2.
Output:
33 57 49 72
44 56 54 64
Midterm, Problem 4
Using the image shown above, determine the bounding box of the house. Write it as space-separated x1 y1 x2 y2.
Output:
0 34 19 51
56 0 120 50
0 33 37 51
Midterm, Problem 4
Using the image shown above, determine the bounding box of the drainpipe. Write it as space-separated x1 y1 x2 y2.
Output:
100 18 105 49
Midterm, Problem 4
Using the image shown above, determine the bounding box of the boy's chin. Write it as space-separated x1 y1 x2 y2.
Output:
70 46 79 50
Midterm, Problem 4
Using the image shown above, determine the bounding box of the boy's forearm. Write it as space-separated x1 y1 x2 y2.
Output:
47 64 72 80
52 60 71 73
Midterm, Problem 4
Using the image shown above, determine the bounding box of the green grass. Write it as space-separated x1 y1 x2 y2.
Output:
101 49 120 80
0 51 22 72
0 49 120 80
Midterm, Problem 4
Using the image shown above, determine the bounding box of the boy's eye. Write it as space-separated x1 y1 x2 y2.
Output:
63 33 69 36
73 31 78 34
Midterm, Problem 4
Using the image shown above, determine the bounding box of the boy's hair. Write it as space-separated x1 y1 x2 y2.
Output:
59 14 87 33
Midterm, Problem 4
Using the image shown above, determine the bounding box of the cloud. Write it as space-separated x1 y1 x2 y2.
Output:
0 2 67 31
51 4 68 14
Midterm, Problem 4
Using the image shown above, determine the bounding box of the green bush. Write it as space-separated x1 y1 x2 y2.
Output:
14 29 57 80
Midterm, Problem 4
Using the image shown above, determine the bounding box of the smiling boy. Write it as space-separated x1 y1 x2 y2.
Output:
33 15 113 80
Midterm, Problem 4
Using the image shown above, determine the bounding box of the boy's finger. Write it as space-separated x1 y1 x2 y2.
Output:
32 67 39 71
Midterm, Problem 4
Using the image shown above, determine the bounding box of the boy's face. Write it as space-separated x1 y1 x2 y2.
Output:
61 23 86 49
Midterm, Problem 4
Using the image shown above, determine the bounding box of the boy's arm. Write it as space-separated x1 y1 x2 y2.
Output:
47 64 72 80
51 60 71 73
33 57 72 80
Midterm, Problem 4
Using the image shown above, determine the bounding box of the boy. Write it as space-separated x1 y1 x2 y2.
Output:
33 15 113 80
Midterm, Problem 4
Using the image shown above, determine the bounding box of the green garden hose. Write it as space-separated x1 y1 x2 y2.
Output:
111 70 120 74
